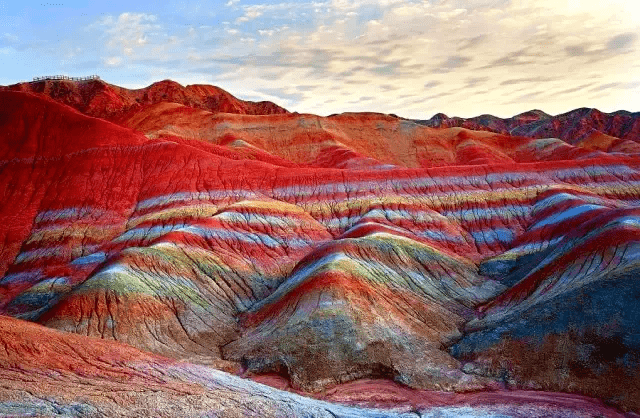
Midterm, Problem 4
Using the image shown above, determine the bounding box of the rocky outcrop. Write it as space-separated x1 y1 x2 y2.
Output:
453 189 640 411
0 314 629 417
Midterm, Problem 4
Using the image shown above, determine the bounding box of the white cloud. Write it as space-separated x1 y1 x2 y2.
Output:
98 12 159 57
78 1 640 118
208 0 640 117
1 33 19 44
103 56 123 67
235 2 329 24
235 6 264 23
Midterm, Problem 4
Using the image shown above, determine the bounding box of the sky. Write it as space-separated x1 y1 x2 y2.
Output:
0 0 639 118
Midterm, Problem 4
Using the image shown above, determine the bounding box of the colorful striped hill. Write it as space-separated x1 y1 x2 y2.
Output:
0 81 639 416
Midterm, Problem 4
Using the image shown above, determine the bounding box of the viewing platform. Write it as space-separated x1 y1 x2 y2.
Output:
32 75 100 82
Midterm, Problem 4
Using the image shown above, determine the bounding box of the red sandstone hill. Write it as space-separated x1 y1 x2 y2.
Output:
0 80 639 416
1 78 288 121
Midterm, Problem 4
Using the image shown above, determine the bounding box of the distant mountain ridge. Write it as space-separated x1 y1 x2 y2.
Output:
5 78 640 146
414 107 640 144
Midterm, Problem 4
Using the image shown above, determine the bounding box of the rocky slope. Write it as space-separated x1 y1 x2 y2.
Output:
0 315 626 417
0 79 639 416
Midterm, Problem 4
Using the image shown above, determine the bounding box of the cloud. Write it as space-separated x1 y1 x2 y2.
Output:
235 6 264 23
465 76 489 88
589 82 621 92
487 49 532 68
424 91 453 101
564 33 637 60
52 0 637 118
606 33 637 51
103 56 123 67
98 13 159 57
433 55 472 74
234 2 321 24
0 33 19 45
500 77 556 86
564 44 589 57
424 81 441 89
209 0 640 116
457 35 487 51
295 85 317 91
555 83 595 96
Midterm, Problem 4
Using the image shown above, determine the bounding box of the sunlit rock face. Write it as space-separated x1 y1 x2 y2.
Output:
0 80 639 416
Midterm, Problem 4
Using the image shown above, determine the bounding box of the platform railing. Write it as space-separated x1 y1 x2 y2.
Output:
31 75 101 82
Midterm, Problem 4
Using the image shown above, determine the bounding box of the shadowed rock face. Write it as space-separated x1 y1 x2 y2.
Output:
0 81 639 416
0 315 629 417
